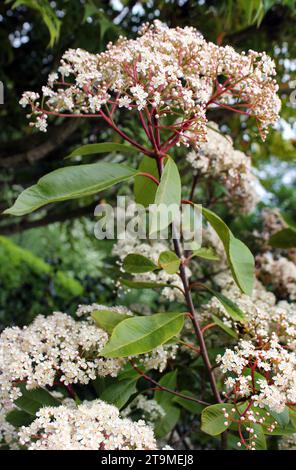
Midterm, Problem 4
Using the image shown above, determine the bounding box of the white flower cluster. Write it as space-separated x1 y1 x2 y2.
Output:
0 312 124 409
18 399 158 450
122 395 165 427
113 237 190 302
76 303 133 318
217 334 296 413
201 271 296 347
257 252 296 301
186 122 259 212
20 21 280 143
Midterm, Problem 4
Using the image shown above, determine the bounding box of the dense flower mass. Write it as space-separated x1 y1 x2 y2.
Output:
20 21 280 145
217 335 296 413
257 252 296 301
186 122 259 212
18 400 157 450
0 312 124 409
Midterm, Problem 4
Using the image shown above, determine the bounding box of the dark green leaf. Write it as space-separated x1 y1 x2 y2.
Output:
15 386 60 416
269 228 296 248
100 379 138 409
211 314 238 339
5 409 34 428
201 403 233 436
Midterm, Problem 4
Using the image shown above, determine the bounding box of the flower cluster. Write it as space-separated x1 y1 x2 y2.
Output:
186 122 259 212
121 395 165 427
18 399 158 450
20 21 280 143
0 312 124 409
217 334 296 413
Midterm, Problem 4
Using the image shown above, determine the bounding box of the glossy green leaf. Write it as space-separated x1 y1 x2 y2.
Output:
14 386 60 416
269 407 290 428
123 253 158 273
134 156 159 207
211 314 238 339
150 158 181 235
5 409 34 428
91 309 131 334
202 207 254 295
192 247 220 261
253 423 267 450
66 142 137 159
4 163 138 216
201 403 233 436
158 250 180 274
101 312 185 358
100 378 138 409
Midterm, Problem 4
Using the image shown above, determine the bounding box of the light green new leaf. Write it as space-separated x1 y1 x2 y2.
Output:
150 158 181 235
192 247 220 261
4 163 138 216
134 156 159 207
123 254 158 273
158 250 181 274
91 309 131 334
202 207 254 295
101 312 185 358
65 142 138 160
201 403 233 436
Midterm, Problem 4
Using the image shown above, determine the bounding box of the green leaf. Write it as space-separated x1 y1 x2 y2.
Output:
134 156 159 207
211 314 238 339
155 371 177 407
198 283 245 321
269 407 290 428
123 254 158 274
4 163 138 216
65 142 138 160
91 309 131 334
202 207 254 295
155 404 180 439
14 386 60 416
101 312 185 358
119 277 183 293
192 247 220 261
155 371 180 438
100 379 138 409
173 391 204 415
269 228 296 248
253 423 267 450
158 250 181 274
201 403 233 436
150 158 181 235
5 409 34 428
